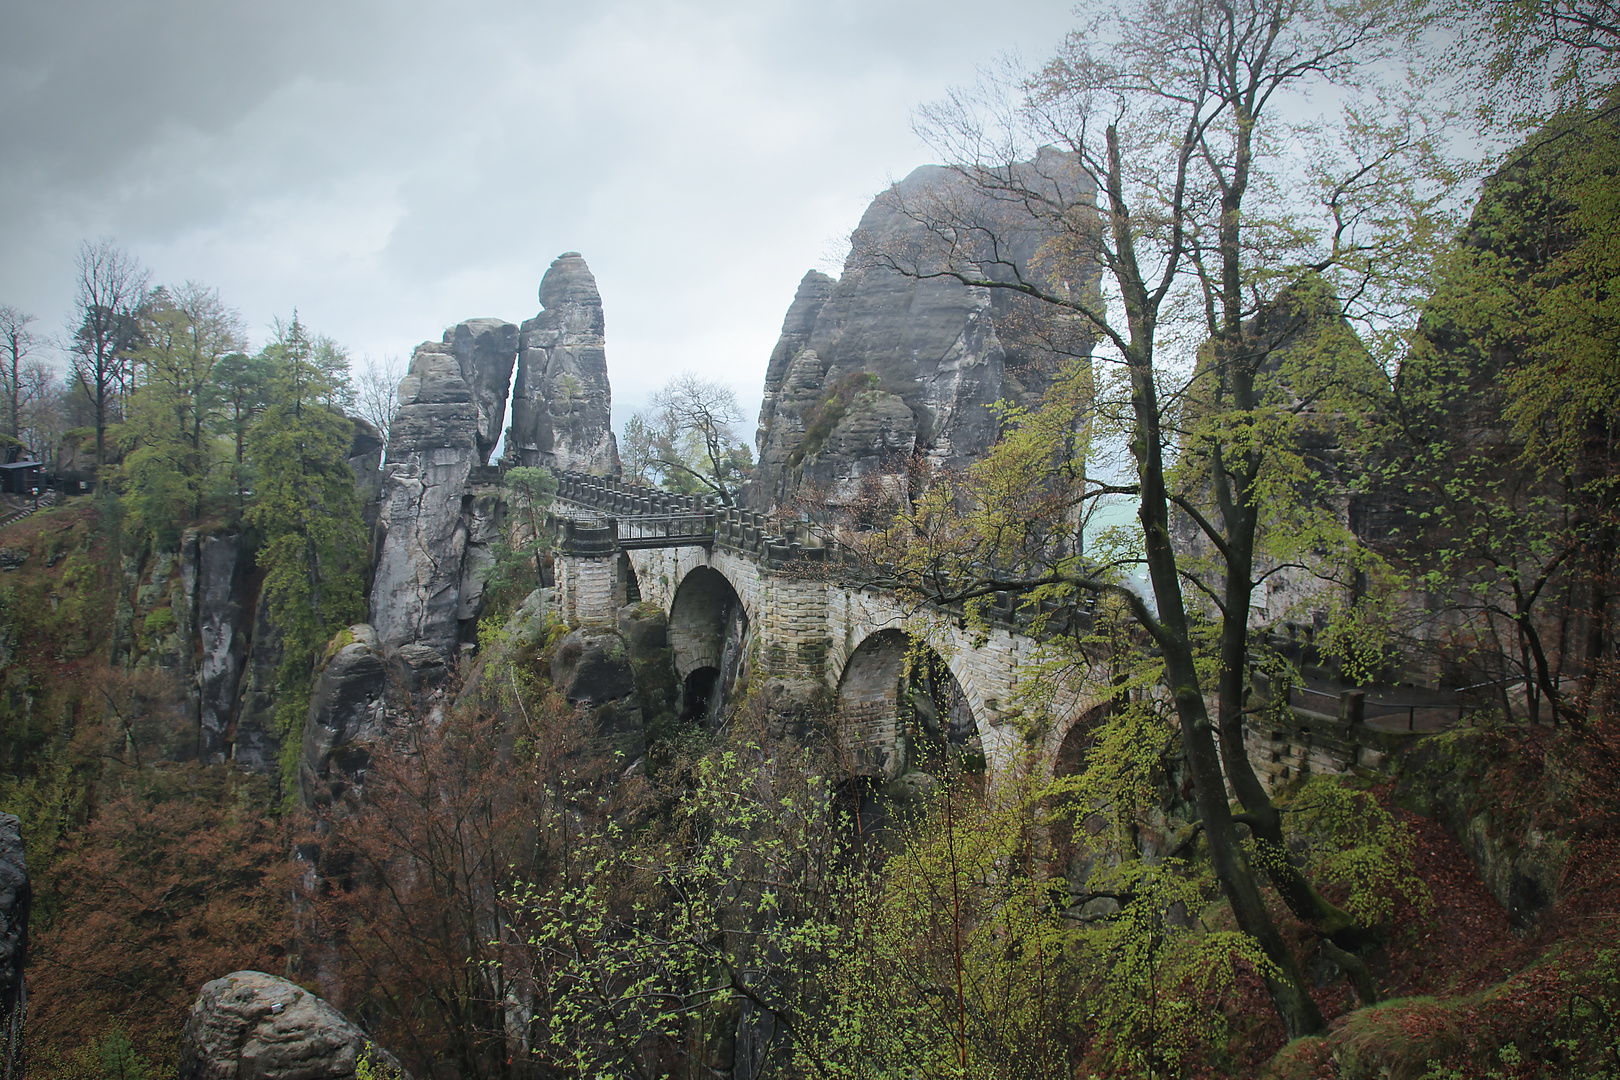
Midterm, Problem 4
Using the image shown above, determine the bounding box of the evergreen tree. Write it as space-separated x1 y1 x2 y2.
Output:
245 315 366 788
207 351 273 515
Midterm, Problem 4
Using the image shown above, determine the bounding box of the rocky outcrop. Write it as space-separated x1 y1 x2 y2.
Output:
195 532 248 763
299 625 392 810
0 815 26 1070
505 253 621 476
231 589 285 774
179 970 406 1080
346 417 385 531
370 320 519 659
745 150 1093 511
552 626 645 759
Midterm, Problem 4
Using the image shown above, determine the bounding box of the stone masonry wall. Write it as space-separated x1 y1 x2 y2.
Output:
616 546 1107 775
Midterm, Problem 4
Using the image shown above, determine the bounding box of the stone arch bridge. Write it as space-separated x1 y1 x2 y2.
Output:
545 470 1114 781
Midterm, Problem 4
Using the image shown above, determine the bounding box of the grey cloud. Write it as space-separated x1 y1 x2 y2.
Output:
1 0 1077 425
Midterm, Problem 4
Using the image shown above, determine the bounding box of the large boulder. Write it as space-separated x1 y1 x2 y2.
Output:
744 150 1093 511
179 970 406 1080
552 624 646 759
504 253 621 475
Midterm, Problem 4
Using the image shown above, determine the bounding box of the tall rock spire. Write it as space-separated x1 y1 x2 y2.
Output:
369 319 518 658
744 151 1094 512
505 252 621 476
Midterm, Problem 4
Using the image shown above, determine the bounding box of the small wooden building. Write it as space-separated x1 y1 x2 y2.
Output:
0 460 44 496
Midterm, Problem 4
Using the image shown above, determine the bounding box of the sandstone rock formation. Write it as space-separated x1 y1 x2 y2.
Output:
346 417 385 528
0 814 26 1065
299 625 392 809
231 594 285 774
505 253 621 476
370 320 518 658
195 531 247 763
179 970 407 1080
745 150 1093 511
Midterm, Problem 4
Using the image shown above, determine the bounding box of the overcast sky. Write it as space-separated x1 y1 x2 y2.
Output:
1 0 1083 434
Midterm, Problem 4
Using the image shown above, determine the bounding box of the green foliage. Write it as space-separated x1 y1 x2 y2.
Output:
1363 107 1620 720
117 285 246 542
30 1027 157 1080
802 775 1075 1080
1069 860 1275 1079
206 350 273 512
1275 777 1431 928
511 735 857 1078
243 316 366 793
353 1048 403 1080
482 465 556 614
96 1029 150 1080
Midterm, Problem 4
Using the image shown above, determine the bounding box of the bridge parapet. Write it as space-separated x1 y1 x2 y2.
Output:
551 469 838 567
549 473 1110 638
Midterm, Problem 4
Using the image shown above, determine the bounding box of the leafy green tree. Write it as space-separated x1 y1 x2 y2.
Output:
119 284 245 540
245 316 366 786
842 0 1448 1037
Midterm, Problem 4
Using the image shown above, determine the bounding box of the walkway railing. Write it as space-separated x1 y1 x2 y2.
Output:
0 489 57 532
1253 669 1471 734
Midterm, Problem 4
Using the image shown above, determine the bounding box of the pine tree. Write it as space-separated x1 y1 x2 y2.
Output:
245 315 366 789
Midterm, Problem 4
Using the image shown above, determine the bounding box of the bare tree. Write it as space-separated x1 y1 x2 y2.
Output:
67 239 150 478
354 354 405 452
0 305 37 441
17 361 66 464
633 372 753 505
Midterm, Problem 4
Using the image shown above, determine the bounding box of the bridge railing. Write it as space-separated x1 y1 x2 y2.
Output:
551 470 843 564
546 471 1107 634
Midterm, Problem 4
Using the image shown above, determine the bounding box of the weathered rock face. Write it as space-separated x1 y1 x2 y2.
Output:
232 589 285 774
552 626 644 759
195 531 248 763
505 253 621 476
0 814 27 1055
370 320 519 658
299 625 392 810
745 151 1093 511
537 604 681 763
346 417 385 532
446 318 520 463
180 970 407 1080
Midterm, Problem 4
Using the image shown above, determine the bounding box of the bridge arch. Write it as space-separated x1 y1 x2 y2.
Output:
833 629 984 781
668 565 751 726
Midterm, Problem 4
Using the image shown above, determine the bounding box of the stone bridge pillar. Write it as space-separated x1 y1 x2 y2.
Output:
555 518 621 626
755 569 831 678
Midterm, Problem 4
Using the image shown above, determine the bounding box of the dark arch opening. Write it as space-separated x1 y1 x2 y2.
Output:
617 551 641 605
834 630 982 783
668 567 749 729
1050 702 1115 915
681 666 721 724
